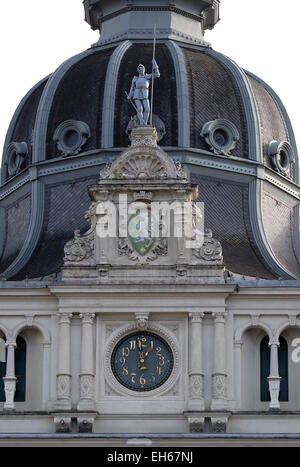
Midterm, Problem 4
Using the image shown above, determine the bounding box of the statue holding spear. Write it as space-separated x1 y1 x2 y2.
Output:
126 25 160 126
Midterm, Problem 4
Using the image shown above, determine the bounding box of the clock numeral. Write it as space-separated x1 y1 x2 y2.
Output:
130 373 136 384
149 372 156 383
122 347 130 357
130 340 136 351
156 346 162 356
158 355 165 366
119 356 126 366
138 337 147 349
157 366 162 376
122 366 129 376
139 374 146 387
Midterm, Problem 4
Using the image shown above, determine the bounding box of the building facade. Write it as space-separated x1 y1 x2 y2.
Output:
0 0 299 446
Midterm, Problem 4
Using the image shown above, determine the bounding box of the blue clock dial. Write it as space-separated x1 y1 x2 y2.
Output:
111 332 174 392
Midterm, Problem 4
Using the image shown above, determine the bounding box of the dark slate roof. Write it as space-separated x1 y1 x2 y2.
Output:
190 173 276 280
183 48 248 157
247 73 292 176
0 40 299 281
46 48 114 159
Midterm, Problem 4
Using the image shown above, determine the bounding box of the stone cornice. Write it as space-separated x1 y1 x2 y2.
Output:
101 6 203 25
1 149 299 202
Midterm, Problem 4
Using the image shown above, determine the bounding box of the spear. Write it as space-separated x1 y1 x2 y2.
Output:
150 24 157 127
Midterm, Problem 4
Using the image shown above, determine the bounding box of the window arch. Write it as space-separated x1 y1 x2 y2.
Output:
260 336 288 402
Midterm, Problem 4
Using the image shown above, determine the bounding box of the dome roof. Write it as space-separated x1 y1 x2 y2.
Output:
0 1 299 281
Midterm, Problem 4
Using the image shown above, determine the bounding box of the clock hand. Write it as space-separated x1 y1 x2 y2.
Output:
138 350 147 370
144 342 154 358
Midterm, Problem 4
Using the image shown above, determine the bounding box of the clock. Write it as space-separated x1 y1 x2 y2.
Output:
111 331 174 392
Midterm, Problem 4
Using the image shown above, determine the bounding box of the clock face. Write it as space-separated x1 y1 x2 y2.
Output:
111 331 174 392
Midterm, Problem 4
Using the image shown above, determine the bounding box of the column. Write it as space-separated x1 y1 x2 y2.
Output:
56 313 72 410
268 341 281 410
42 342 51 410
78 313 96 411
233 340 243 410
3 342 17 410
211 312 228 410
188 312 205 411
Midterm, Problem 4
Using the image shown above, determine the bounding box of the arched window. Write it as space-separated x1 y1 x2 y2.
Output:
0 336 26 403
15 336 26 402
0 338 6 402
260 336 288 402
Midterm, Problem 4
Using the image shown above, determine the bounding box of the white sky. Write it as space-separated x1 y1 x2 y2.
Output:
0 0 299 156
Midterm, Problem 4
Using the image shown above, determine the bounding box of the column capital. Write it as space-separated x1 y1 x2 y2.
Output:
269 340 280 347
212 312 227 323
79 313 96 324
189 312 205 323
5 342 16 348
57 313 73 324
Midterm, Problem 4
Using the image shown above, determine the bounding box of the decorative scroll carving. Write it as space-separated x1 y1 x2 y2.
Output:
64 202 96 265
175 161 188 180
99 163 112 180
193 229 223 263
64 231 94 262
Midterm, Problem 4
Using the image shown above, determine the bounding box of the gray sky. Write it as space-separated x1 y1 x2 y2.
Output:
0 0 299 157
